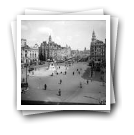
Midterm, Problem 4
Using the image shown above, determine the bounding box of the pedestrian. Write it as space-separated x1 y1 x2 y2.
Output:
77 69 78 71
58 89 61 96
59 79 62 84
87 80 89 84
61 71 62 74
73 72 74 75
44 84 47 90
65 71 66 75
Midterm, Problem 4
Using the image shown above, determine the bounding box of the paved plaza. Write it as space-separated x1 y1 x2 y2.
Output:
21 62 106 105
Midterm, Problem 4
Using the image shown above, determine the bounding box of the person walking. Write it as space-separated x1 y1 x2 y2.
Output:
73 72 74 75
59 79 62 84
44 84 47 90
87 80 89 84
65 71 67 75
58 89 61 96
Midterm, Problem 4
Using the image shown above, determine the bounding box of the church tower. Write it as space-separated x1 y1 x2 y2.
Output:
47 35 52 59
49 35 52 43
91 30 96 42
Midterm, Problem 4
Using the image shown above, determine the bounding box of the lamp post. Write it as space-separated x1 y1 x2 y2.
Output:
25 50 28 86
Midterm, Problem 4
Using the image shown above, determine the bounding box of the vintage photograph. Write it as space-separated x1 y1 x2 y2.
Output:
17 15 110 110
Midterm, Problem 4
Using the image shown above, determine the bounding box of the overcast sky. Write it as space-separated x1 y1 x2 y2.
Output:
21 20 106 50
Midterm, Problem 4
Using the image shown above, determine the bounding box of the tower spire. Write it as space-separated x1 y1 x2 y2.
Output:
92 30 96 42
49 35 52 43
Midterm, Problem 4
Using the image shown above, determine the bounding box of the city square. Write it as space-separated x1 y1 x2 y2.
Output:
21 19 106 106
21 61 106 105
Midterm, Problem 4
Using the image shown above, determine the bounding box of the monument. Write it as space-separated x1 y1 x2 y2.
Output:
48 62 56 71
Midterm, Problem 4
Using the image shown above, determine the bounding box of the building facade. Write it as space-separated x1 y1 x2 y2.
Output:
29 44 39 64
21 39 39 66
21 39 31 64
89 30 106 64
39 35 71 61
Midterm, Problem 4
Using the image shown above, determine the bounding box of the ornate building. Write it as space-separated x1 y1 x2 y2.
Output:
29 44 39 64
39 35 71 61
21 39 39 65
89 30 106 64
21 39 31 64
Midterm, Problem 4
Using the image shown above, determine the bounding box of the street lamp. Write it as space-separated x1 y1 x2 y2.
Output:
25 50 28 87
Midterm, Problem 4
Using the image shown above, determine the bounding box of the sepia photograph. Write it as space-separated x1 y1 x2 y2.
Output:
17 15 110 110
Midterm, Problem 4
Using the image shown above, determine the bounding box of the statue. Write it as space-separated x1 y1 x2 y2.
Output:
48 62 56 71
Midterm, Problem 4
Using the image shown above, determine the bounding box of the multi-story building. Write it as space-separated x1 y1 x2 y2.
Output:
39 35 71 61
21 39 31 64
89 30 106 64
21 39 39 66
29 44 39 64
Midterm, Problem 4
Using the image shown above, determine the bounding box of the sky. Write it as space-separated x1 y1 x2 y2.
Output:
21 20 106 50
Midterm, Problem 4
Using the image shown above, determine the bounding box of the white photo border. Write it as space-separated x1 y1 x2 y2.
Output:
17 15 110 110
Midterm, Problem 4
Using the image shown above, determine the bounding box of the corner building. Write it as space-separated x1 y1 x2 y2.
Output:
89 31 106 64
